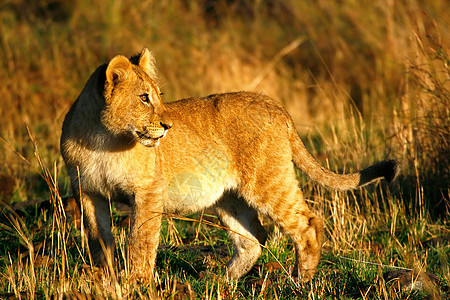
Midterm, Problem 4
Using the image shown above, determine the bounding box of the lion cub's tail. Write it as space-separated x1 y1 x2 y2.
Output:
288 123 399 191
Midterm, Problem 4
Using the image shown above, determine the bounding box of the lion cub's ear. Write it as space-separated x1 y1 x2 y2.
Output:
138 48 158 81
106 55 132 85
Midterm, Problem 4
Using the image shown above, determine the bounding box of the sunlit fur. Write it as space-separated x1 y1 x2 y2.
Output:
60 48 399 283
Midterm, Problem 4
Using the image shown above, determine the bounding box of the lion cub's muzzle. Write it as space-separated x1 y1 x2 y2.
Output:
134 115 172 147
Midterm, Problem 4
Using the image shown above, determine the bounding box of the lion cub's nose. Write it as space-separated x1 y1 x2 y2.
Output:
160 112 172 131
160 120 172 131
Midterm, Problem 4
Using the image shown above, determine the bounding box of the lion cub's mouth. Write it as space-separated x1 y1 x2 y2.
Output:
133 129 168 147
128 123 169 147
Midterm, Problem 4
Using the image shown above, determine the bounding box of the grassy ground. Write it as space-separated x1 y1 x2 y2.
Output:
0 0 448 298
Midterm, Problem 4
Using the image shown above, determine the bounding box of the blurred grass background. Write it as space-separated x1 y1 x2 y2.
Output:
0 0 448 298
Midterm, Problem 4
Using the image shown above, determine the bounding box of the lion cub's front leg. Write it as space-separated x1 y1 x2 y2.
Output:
128 190 163 282
81 193 115 269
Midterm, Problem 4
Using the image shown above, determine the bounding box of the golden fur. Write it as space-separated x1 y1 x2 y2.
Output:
61 48 399 282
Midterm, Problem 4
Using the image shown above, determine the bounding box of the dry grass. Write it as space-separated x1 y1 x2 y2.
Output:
0 0 448 298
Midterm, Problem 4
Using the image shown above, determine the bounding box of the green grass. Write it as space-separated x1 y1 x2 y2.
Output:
0 0 449 298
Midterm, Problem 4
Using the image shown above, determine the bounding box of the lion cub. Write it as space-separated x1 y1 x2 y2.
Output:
61 48 399 282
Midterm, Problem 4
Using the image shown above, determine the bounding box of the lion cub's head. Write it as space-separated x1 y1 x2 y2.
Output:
101 48 172 147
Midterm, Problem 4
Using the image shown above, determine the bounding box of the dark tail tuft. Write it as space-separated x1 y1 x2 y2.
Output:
383 159 401 183
358 159 400 187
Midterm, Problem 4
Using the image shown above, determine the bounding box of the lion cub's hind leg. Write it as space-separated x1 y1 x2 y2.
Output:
268 188 323 281
214 191 268 281
247 172 324 281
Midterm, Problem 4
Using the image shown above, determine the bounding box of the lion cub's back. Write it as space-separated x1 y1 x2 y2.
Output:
164 91 294 167
165 91 289 129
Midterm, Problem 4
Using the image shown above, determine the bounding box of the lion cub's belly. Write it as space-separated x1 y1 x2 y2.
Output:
164 175 233 214
162 148 235 214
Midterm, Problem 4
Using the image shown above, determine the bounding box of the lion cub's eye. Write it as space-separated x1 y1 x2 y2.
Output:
140 93 150 104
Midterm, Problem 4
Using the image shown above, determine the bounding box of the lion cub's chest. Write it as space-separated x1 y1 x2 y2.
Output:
80 149 149 201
